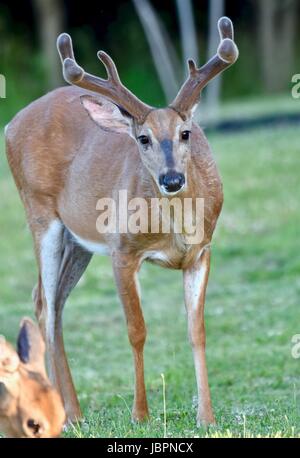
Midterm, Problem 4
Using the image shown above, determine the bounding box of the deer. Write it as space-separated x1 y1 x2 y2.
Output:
5 17 238 426
0 318 65 437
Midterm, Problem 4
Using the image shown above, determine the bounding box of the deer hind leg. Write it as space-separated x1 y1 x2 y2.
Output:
183 246 215 426
32 218 92 423
112 254 149 422
53 228 92 422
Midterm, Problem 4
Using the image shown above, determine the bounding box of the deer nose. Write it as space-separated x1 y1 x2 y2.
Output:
159 171 185 193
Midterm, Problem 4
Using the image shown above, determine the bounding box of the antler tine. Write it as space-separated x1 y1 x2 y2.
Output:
57 33 85 84
218 16 234 40
97 51 121 84
57 33 152 124
57 33 75 62
170 17 238 116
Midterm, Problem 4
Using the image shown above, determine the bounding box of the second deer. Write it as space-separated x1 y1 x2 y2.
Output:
0 318 65 438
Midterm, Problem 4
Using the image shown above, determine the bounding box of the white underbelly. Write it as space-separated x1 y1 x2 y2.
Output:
67 228 198 268
68 228 110 255
67 229 172 265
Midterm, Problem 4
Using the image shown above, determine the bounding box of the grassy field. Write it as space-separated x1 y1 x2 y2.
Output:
0 124 300 438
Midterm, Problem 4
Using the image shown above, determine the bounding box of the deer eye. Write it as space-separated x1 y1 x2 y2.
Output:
138 135 150 145
27 419 41 436
181 130 191 141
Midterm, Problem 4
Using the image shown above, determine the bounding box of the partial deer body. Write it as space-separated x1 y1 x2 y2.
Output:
0 318 65 438
5 17 238 425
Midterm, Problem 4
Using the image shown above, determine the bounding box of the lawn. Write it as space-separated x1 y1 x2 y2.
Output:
0 124 300 438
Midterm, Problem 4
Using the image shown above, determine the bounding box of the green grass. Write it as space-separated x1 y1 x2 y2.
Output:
0 125 300 438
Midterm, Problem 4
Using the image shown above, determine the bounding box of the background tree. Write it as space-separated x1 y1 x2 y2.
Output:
33 0 64 88
205 0 225 115
132 0 180 102
176 0 198 78
257 0 297 92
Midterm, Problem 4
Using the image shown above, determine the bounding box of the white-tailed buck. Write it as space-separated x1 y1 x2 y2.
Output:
5 17 238 425
0 318 65 437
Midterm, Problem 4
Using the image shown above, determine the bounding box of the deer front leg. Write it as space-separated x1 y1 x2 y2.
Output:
112 254 149 422
183 246 215 426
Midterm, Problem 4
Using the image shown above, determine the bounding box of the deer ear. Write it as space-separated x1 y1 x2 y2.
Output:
80 95 134 138
17 318 46 376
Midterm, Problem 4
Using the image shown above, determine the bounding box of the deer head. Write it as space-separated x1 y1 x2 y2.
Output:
57 17 238 196
0 318 65 438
